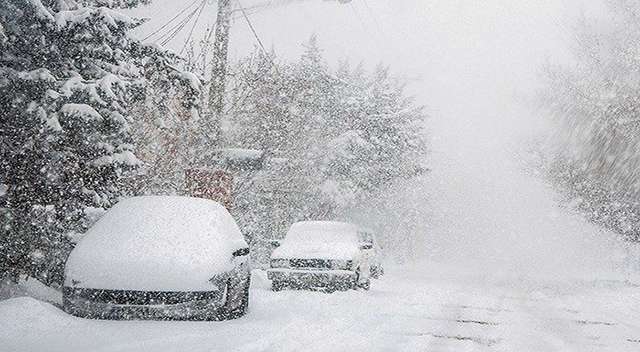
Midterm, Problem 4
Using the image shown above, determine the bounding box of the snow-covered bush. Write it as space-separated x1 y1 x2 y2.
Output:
541 0 640 242
0 0 197 285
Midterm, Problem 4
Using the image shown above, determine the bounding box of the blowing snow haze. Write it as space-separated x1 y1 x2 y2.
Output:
128 0 624 280
2 1 640 351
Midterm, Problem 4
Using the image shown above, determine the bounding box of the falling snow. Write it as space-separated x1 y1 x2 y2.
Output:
1 0 639 351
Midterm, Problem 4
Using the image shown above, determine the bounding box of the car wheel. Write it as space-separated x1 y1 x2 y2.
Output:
336 282 350 292
236 277 251 316
220 276 250 320
356 270 371 290
358 278 371 290
271 279 285 292
325 284 338 293
371 265 384 279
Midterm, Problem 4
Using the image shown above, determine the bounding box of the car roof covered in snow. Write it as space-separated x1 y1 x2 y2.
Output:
64 196 247 291
272 221 362 260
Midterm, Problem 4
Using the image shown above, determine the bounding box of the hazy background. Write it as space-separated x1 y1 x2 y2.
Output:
128 0 627 281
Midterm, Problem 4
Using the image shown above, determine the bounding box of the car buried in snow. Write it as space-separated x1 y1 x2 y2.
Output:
63 196 251 321
267 221 376 292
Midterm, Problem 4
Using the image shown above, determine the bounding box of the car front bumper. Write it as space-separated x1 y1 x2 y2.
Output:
267 268 357 289
62 287 227 321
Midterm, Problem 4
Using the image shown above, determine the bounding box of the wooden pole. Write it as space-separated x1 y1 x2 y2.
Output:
208 0 233 146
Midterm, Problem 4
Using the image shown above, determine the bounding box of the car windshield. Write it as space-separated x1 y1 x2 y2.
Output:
286 222 358 244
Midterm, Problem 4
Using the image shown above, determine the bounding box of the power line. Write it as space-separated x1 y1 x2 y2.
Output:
194 21 217 71
193 1 270 77
141 0 202 42
237 0 280 76
238 0 365 92
156 8 199 44
179 0 208 55
159 1 206 46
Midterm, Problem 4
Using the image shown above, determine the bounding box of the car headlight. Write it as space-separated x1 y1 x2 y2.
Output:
330 260 353 270
271 258 290 268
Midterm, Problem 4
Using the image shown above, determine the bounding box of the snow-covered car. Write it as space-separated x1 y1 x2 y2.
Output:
267 221 373 292
63 196 251 321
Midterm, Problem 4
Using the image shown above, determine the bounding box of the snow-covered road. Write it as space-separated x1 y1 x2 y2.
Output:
1 265 639 352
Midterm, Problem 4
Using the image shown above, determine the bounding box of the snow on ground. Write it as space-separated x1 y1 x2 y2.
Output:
1 266 639 352
0 277 62 305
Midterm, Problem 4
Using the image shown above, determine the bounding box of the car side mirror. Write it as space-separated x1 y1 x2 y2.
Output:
232 247 250 257
359 243 373 250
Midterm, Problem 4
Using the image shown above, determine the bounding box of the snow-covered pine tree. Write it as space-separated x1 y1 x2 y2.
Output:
226 48 297 152
226 37 427 255
128 52 202 196
316 64 427 216
0 0 197 285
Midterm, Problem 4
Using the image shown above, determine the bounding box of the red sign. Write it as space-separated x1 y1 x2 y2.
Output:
185 169 233 210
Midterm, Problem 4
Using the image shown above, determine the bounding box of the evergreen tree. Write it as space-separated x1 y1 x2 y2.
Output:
227 37 427 254
128 56 202 196
0 0 193 284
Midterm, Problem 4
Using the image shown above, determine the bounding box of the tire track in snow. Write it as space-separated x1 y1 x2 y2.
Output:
551 284 640 352
415 285 504 352
492 286 635 352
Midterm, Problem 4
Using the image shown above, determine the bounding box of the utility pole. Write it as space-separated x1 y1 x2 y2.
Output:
192 0 352 205
208 0 233 146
